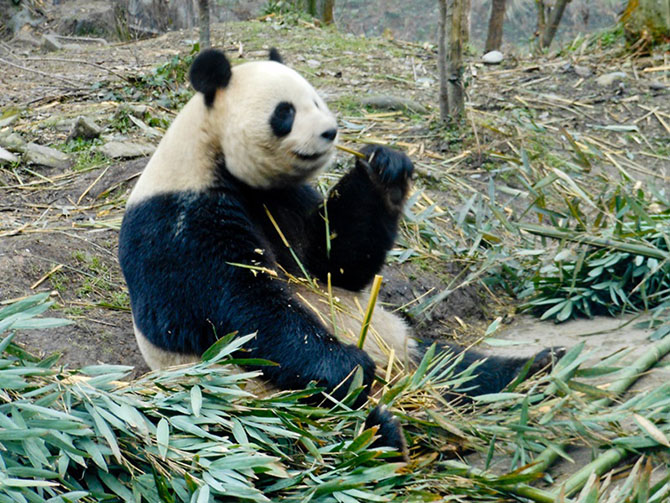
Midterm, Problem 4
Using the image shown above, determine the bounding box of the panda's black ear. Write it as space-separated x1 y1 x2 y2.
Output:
269 48 283 64
189 49 232 107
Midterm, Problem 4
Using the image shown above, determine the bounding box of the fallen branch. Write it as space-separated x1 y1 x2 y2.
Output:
518 223 669 260
0 57 79 87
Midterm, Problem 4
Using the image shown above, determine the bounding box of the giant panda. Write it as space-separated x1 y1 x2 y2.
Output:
118 48 559 454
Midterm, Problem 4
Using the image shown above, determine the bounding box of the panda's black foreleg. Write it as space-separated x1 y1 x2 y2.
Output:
224 279 406 452
305 145 413 291
417 342 565 397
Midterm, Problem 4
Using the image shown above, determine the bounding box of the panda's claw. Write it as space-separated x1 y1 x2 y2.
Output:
357 145 413 208
360 145 414 186
364 405 408 460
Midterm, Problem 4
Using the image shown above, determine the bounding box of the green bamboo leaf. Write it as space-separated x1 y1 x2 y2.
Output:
472 392 525 403
79 439 108 471
0 477 58 488
633 414 670 448
191 385 202 417
11 318 73 330
157 418 169 460
231 418 248 445
0 334 15 354
347 428 377 453
0 293 51 320
98 470 133 501
411 343 435 387
85 404 122 463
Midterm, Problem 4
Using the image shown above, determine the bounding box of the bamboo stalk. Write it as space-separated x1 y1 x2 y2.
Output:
525 334 670 479
518 223 669 260
442 460 557 503
335 144 366 159
358 275 383 349
558 446 628 497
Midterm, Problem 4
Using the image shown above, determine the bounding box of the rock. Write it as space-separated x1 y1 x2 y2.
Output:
68 116 102 141
306 59 321 69
415 77 435 88
12 29 42 48
649 80 667 91
42 33 63 52
482 50 503 65
23 143 71 170
360 95 428 115
0 132 27 153
8 7 44 36
596 72 627 87
574 65 592 78
0 147 18 165
0 114 19 129
97 141 155 159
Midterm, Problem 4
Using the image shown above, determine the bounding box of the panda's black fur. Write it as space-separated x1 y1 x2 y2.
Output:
119 48 560 455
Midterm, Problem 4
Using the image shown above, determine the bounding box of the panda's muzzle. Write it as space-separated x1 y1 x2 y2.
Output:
293 151 326 162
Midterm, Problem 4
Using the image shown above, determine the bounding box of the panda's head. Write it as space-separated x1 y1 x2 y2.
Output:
189 48 338 189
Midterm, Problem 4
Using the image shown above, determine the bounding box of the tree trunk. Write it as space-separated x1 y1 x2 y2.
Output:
485 0 507 52
438 0 465 122
622 0 670 43
535 0 546 48
323 0 335 24
461 0 471 46
437 0 449 121
540 0 572 49
448 0 465 118
198 0 210 49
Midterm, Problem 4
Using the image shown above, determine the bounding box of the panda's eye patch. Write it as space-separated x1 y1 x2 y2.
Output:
270 102 295 138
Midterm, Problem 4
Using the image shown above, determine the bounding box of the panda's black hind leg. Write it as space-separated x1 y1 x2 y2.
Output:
427 343 565 397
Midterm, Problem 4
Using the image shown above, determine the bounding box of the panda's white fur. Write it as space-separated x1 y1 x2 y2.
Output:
129 61 337 206
126 55 416 377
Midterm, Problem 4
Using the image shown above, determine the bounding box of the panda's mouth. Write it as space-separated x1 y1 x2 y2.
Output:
293 150 325 162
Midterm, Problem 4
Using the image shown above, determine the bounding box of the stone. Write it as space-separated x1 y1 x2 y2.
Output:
0 114 19 128
596 72 627 87
306 59 321 69
649 80 667 91
0 147 18 165
482 50 503 65
42 33 63 52
12 29 42 48
574 65 592 78
24 143 71 170
68 116 102 141
360 95 428 114
97 141 155 159
0 132 27 153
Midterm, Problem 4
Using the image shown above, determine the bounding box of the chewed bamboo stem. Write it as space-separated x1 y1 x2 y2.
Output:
358 275 383 349
335 144 366 159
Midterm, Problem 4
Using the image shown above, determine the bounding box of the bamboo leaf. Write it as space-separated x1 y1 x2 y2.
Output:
191 385 202 417
157 418 169 460
633 413 670 447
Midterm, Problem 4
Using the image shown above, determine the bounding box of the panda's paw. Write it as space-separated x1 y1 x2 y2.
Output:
527 346 566 376
358 145 413 207
365 405 408 460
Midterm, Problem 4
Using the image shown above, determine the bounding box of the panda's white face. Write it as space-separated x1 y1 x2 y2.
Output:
215 61 338 189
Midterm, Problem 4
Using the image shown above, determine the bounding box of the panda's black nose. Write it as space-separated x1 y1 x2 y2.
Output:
321 128 338 142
